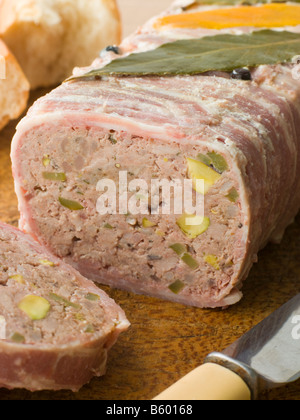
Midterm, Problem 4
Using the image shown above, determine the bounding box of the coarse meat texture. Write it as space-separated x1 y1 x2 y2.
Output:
10 1 300 308
12 121 245 308
0 222 129 392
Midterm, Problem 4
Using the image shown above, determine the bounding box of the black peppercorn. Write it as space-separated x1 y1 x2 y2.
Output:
231 68 252 81
105 45 121 55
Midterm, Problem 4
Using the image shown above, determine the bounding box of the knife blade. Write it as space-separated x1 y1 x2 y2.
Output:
153 294 300 400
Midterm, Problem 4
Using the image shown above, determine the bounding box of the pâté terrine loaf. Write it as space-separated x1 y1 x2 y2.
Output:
11 0 300 308
0 222 129 391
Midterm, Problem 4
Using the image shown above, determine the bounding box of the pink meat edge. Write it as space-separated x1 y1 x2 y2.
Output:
0 335 109 392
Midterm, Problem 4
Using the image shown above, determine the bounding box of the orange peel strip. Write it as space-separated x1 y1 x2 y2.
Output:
154 4 300 30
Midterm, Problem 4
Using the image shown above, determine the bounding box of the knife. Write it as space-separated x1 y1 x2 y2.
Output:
153 294 300 400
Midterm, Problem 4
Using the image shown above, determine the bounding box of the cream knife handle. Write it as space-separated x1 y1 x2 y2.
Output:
153 362 252 401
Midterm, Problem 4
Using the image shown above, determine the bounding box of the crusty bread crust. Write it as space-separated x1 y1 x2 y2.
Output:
0 0 121 89
0 39 29 131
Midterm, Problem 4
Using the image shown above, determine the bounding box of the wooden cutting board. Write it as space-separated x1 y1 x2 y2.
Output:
0 0 300 401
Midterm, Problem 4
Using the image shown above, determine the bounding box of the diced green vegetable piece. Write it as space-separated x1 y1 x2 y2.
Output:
84 324 95 333
196 152 228 174
169 243 188 256
187 157 221 194
104 223 114 229
59 197 84 211
42 155 51 167
48 293 81 310
181 253 199 270
43 172 67 182
207 152 229 174
85 293 100 301
168 280 185 294
177 214 210 239
39 259 55 267
196 153 212 166
226 187 239 203
74 313 85 321
18 295 51 320
9 274 25 284
11 332 25 343
109 135 117 144
204 254 220 271
142 218 157 228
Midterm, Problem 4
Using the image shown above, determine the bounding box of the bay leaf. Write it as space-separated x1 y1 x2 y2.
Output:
70 30 300 79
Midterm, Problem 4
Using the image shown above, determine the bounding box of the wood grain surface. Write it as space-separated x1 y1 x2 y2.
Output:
0 0 300 401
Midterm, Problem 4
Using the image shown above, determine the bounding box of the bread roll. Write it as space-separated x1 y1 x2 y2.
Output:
0 39 29 131
0 0 121 89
